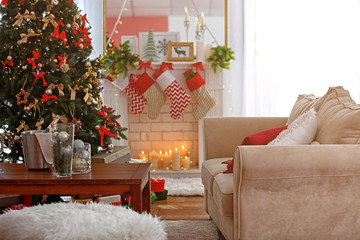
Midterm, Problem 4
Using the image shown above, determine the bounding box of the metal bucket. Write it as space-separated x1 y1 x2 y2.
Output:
21 130 51 170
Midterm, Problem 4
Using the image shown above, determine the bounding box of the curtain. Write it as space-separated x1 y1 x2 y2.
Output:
228 0 360 117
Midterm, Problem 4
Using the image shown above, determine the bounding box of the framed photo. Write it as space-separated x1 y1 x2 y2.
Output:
139 32 180 62
121 36 138 55
167 42 195 61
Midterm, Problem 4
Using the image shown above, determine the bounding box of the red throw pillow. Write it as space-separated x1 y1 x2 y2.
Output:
223 126 288 173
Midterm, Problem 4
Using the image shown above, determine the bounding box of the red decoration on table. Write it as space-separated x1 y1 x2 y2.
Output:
41 94 58 102
27 50 40 70
33 71 47 86
151 178 165 192
98 125 117 147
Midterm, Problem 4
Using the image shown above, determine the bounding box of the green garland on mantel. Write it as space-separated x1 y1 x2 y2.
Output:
206 45 235 74
102 41 140 79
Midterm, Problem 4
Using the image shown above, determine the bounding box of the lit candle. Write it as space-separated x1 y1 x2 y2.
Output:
184 6 189 21
172 147 181 170
196 17 200 32
183 156 190 170
163 152 171 170
201 12 205 26
139 150 148 161
158 150 163 169
149 150 158 170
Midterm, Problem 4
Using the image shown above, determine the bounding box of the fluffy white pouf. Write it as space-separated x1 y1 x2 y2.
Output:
0 202 166 240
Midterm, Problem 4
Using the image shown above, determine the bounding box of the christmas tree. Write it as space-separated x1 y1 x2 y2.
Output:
0 0 127 163
143 28 159 62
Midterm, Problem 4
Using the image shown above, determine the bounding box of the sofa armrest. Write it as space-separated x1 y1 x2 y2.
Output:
232 144 360 240
201 117 287 161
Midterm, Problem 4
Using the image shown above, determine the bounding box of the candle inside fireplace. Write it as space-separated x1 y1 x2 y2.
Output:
163 152 171 170
149 151 158 170
172 148 181 170
139 150 148 161
183 156 190 170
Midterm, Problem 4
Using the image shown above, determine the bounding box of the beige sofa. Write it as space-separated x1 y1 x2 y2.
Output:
201 87 360 239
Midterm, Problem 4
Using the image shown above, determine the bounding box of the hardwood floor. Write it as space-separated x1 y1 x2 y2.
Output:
151 196 210 220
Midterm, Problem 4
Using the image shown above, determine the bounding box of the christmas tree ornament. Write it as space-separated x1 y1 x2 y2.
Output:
78 43 83 48
37 62 43 68
45 11 50 15
27 50 40 70
2 57 13 72
95 125 100 130
50 27 67 45
33 71 47 86
58 131 69 142
72 21 79 31
66 23 71 29
183 62 216 120
22 65 27 70
12 10 36 27
7 56 12 61
133 61 165 119
60 62 69 72
17 29 40 45
53 58 58 63
14 135 21 142
98 125 117 147
35 118 44 130
82 67 97 81
28 99 40 117
50 113 68 125
52 0 58 5
96 96 103 109
60 145 72 157
23 105 30 112
85 61 91 67
6 133 15 148
16 78 30 105
68 84 80 100
16 120 29 133
45 88 52 95
117 74 146 115
106 143 114 153
83 87 93 105
42 13 58 30
155 67 191 120
47 83 65 97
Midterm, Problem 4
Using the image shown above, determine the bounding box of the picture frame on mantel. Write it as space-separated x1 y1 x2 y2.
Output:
167 42 194 61
139 32 180 62
121 36 138 55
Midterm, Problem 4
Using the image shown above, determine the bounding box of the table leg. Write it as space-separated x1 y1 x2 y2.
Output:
142 172 151 213
130 184 142 213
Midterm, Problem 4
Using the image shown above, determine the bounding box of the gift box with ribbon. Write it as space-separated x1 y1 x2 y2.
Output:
151 178 165 192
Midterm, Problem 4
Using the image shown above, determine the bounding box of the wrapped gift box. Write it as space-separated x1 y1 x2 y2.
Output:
92 146 130 163
151 178 165 192
155 189 168 200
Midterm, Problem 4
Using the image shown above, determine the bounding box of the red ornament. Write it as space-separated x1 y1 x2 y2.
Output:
16 88 30 105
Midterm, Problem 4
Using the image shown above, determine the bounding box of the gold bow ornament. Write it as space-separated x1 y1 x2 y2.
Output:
48 83 64 97
81 67 97 80
13 10 36 27
28 99 41 117
16 120 29 133
96 96 103 109
68 85 80 100
35 118 44 130
83 88 93 105
50 112 68 125
42 14 58 30
17 29 40 45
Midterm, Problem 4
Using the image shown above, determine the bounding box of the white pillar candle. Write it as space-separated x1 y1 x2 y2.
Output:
172 148 181 170
184 6 189 21
163 152 171 170
183 156 190 170
149 151 158 170
139 150 148 162
196 41 206 62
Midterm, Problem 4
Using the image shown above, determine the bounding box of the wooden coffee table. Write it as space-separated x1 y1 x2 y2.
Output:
0 163 151 213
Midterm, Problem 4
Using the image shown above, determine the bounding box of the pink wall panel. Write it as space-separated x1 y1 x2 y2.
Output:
106 16 168 47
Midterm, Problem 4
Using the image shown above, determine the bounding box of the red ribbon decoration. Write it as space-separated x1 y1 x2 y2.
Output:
41 94 58 102
78 28 91 45
160 62 173 70
75 38 87 48
57 20 65 26
98 126 117 147
27 51 40 70
18 0 24 3
97 108 107 118
50 27 67 45
33 71 47 86
192 62 204 71
81 14 90 27
2 59 13 72
57 55 69 67
1 0 8 5
137 60 152 72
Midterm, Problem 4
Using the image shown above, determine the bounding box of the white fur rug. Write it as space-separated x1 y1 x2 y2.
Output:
0 202 166 240
164 177 204 196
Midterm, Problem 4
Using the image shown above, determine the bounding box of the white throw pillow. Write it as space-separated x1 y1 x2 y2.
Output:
268 108 317 146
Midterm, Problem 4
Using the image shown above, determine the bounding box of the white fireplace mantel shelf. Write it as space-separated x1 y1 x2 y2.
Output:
150 169 201 178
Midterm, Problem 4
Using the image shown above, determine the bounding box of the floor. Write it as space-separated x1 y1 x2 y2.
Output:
151 196 226 239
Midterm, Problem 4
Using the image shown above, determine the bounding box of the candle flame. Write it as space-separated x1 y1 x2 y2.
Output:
185 156 188 159
181 145 185 150
175 147 178 151
159 150 162 154
141 150 144 154
184 6 187 12
169 149 172 154
165 152 168 155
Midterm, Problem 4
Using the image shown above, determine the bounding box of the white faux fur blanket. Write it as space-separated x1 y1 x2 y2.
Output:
0 202 166 240
164 177 204 196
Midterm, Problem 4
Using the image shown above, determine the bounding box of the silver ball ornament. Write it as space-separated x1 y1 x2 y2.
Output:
78 44 83 48
22 65 27 70
30 11 35 15
23 105 31 112
107 143 114 150
60 145 73 157
79 38 84 43
7 56 12 61
53 0 58 5
37 63 43 68
46 11 50 15
53 59 58 63
58 131 69 142
66 23 71 29
81 150 90 159
74 139 85 152
45 88 52 95
95 125 100 130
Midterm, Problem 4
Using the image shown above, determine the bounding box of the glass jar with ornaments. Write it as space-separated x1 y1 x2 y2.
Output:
72 139 91 174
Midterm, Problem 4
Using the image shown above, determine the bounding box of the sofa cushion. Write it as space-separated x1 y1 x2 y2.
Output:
315 86 360 144
268 108 317 146
201 158 230 195
286 94 321 125
213 173 234 217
